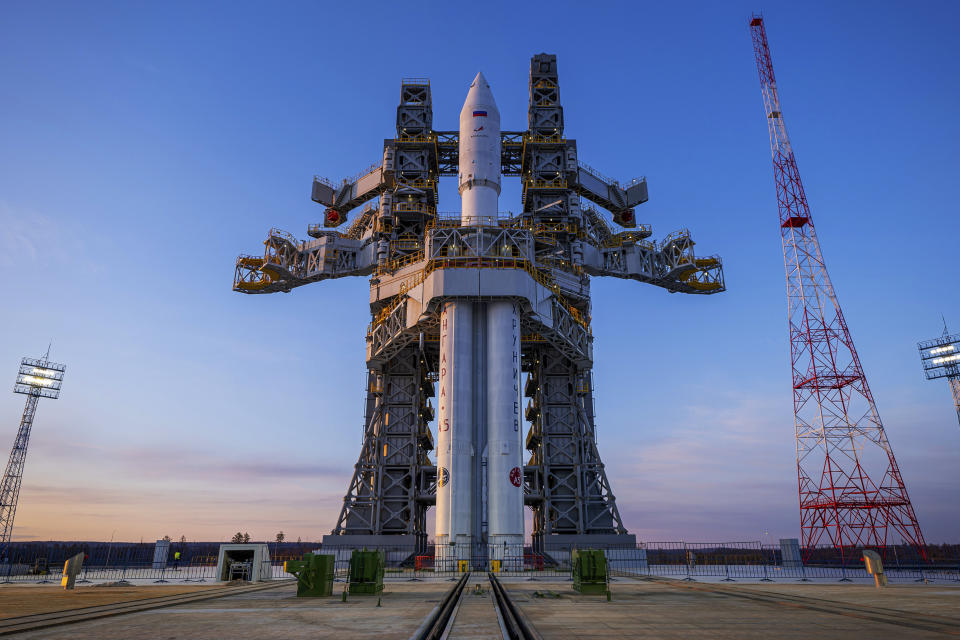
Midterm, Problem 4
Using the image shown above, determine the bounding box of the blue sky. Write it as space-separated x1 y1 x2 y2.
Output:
1 1 958 544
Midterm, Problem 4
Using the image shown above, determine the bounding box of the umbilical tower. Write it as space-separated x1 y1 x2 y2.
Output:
234 54 724 558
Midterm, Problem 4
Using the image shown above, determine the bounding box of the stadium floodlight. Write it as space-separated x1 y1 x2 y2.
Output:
3 351 66 553
14 357 65 399
918 326 960 427
918 331 960 381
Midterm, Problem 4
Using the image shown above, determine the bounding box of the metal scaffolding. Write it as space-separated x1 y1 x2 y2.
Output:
233 54 724 552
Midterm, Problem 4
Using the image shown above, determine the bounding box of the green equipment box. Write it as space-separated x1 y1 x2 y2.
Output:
572 549 608 595
349 549 384 595
284 553 335 597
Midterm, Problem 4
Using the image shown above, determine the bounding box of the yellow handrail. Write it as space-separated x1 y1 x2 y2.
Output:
367 256 592 333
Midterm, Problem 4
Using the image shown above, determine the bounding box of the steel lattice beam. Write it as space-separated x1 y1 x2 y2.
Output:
750 15 925 560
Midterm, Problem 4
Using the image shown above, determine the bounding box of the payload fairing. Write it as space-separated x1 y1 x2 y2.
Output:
436 73 524 566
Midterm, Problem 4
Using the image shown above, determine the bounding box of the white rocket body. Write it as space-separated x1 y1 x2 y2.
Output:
486 300 524 565
458 73 501 226
434 302 473 568
435 72 523 569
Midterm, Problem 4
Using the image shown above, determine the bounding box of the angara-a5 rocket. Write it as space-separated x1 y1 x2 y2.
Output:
435 72 524 567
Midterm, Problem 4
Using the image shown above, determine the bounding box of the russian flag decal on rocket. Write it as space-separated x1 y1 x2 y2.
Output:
473 110 487 117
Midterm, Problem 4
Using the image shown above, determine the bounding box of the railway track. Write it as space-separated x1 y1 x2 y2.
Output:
0 580 295 637
409 572 542 640
488 572 541 640
408 572 471 640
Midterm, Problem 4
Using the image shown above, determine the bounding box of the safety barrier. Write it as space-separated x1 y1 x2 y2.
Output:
3 541 957 584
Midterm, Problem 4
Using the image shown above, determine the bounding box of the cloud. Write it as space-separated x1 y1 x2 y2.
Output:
12 434 355 542
602 387 960 543
13 384 956 544
15 478 347 543
604 389 801 541
0 201 99 272
32 432 352 483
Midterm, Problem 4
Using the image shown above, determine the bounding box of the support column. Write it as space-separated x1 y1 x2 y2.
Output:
950 377 960 427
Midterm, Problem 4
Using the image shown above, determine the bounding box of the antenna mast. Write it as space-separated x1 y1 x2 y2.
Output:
749 15 926 559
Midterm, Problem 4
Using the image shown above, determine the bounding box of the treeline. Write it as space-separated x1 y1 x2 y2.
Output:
2 541 320 565
802 543 960 566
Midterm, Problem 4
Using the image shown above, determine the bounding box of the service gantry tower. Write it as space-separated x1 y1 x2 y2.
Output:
750 16 926 559
1 351 65 557
234 54 725 553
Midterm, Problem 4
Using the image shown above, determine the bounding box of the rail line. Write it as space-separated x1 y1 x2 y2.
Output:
0 580 295 637
408 572 470 640
488 572 541 640
650 577 960 636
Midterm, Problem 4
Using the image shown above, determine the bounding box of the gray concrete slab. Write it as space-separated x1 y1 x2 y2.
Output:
503 578 960 639
5 577 959 639
9 582 448 640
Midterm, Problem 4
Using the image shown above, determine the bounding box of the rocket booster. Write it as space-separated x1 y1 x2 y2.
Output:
435 300 473 562
486 299 524 559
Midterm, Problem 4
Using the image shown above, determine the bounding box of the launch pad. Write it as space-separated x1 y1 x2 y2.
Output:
233 54 725 560
3 578 958 640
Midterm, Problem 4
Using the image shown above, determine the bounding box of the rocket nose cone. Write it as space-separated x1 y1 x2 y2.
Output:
464 71 498 113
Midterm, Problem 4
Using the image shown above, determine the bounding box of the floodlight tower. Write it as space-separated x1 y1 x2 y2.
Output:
918 322 960 427
0 351 65 554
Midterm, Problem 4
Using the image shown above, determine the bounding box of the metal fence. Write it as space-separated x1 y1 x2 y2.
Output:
2 541 958 584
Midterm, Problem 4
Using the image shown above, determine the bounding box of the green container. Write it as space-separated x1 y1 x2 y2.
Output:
572 549 608 595
284 553 335 597
349 549 385 595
